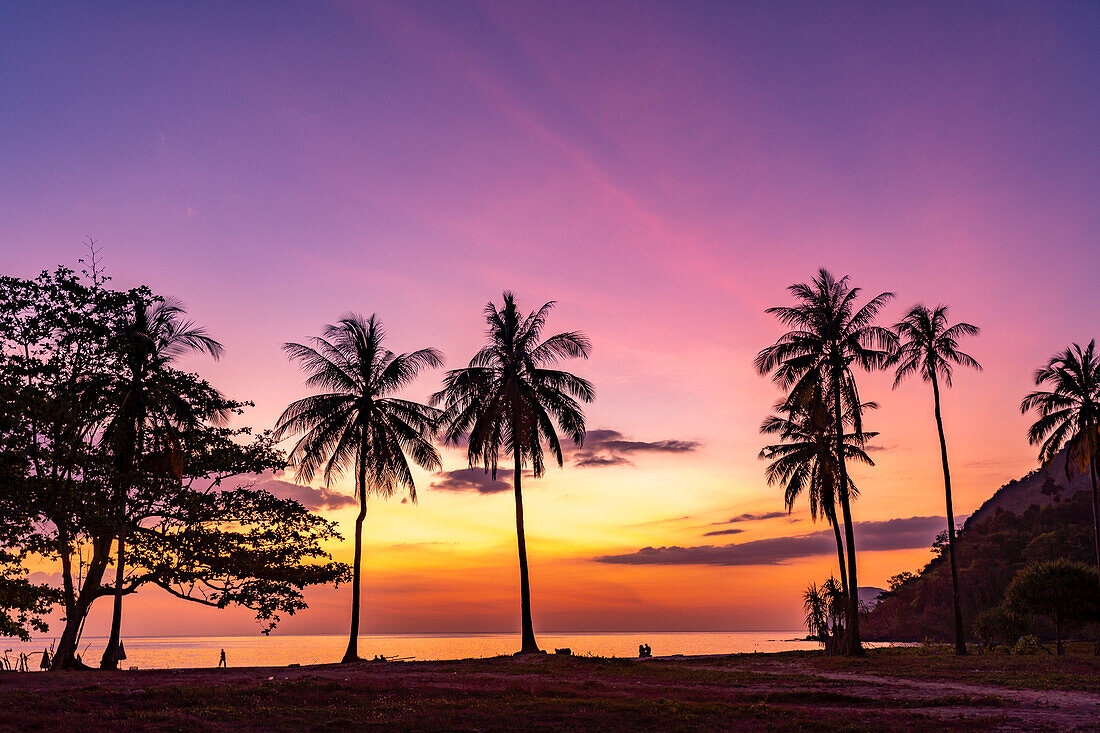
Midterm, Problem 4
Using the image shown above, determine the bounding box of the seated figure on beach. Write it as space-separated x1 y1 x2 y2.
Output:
639 643 651 658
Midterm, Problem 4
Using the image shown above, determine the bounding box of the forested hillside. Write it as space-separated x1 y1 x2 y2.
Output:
865 457 1095 642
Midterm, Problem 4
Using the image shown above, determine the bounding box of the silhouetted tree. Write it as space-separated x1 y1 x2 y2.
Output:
1005 559 1100 654
432 293 593 654
803 582 828 643
275 314 442 663
100 298 224 669
1021 340 1100 593
891 304 981 656
756 269 895 655
0 266 347 669
759 401 877 596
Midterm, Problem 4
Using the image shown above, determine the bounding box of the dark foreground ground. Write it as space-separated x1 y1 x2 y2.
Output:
1 646 1098 731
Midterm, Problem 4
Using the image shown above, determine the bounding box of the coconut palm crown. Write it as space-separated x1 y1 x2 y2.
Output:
274 314 442 662
1020 339 1100 591
891 303 981 656
760 400 876 595
755 268 895 656
431 292 593 654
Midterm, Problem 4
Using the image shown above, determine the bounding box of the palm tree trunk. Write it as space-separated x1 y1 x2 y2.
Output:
931 375 967 656
514 450 541 654
101 521 126 669
831 518 848 596
832 372 863 656
102 417 142 670
342 448 367 663
1090 459 1100 595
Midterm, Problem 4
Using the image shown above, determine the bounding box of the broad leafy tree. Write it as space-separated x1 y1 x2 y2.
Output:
1005 559 1100 655
891 304 981 655
275 314 442 663
432 293 593 654
0 266 348 668
756 269 895 655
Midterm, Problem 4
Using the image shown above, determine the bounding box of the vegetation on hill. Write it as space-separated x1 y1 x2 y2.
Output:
865 484 1095 643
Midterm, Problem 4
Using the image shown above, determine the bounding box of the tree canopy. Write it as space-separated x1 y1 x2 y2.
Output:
0 265 348 664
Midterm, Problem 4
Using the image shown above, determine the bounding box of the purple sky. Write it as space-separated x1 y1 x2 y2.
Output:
3 1 1099 633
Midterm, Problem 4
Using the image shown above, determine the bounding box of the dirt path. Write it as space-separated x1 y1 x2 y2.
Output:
745 660 1100 730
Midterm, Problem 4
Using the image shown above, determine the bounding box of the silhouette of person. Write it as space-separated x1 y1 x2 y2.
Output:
218 649 226 668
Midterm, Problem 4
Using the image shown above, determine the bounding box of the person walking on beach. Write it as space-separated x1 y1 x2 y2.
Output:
218 649 226 668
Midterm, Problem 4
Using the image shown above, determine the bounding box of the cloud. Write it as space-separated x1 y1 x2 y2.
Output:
710 511 787 525
595 516 946 566
431 468 511 495
249 474 357 512
573 428 700 468
573 454 631 468
702 528 745 537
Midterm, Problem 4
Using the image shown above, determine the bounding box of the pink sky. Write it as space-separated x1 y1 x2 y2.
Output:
3 1 1100 636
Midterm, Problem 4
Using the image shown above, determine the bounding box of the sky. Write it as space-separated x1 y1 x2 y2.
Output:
2 0 1100 637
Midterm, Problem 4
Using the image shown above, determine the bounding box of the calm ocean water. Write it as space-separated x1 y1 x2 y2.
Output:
1 631 853 670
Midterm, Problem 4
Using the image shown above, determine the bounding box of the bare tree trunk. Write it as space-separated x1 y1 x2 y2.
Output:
932 375 967 656
832 373 863 656
54 539 111 669
342 447 367 663
514 449 541 654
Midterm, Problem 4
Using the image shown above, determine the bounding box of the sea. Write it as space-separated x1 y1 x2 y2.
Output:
0 631 879 670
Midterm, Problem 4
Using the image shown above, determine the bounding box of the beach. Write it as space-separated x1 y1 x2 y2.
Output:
1 647 1097 731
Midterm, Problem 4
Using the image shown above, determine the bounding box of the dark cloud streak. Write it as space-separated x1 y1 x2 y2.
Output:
430 468 511 495
573 428 700 468
596 516 946 566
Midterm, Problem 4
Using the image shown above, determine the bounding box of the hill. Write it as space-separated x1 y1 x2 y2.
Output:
864 454 1096 642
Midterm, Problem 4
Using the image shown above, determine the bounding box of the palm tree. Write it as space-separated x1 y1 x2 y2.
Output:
891 304 981 656
431 292 593 654
802 582 828 644
100 298 224 669
1020 340 1100 594
755 269 895 655
759 401 877 597
274 314 442 663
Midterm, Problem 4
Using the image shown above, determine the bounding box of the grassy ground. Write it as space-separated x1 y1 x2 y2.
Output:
0 647 1097 731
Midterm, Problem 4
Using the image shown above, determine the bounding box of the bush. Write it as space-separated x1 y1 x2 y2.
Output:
972 605 1026 652
1011 635 1042 655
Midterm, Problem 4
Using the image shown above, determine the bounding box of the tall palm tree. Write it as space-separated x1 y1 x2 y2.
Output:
1020 340 1100 593
755 269 895 655
431 292 593 654
891 304 981 656
100 298 224 669
275 315 442 663
759 400 877 596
